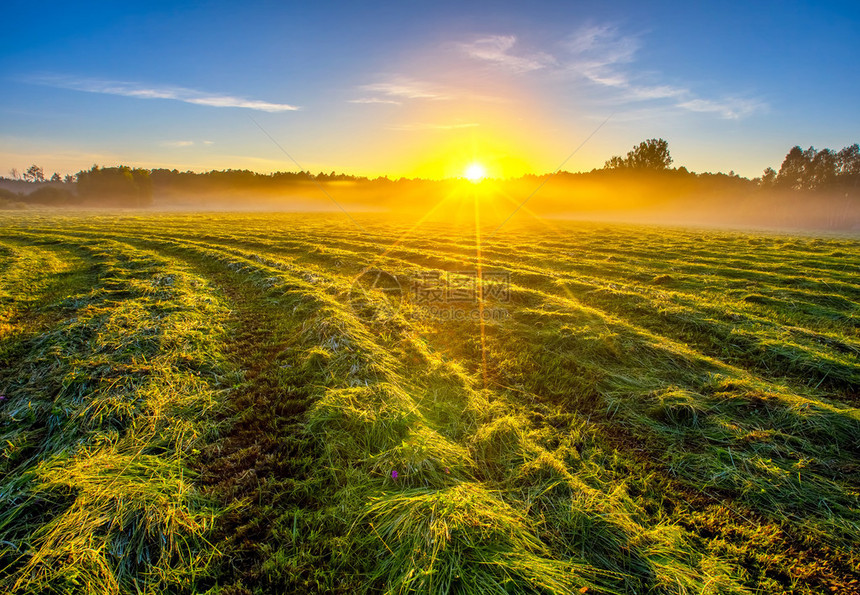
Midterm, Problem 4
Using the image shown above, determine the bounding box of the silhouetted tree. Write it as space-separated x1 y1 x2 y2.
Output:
776 146 811 190
50 173 62 182
810 149 838 188
760 167 777 187
604 155 628 169
773 144 858 191
23 164 45 182
9 168 19 180
604 138 672 170
837 144 860 176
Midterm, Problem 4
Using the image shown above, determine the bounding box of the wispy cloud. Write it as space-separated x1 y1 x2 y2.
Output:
348 97 403 105
459 26 765 120
349 77 460 106
458 35 554 73
162 140 195 147
562 25 675 100
356 78 451 102
627 85 687 100
389 122 480 131
561 25 765 119
31 75 300 112
676 98 765 119
563 24 638 79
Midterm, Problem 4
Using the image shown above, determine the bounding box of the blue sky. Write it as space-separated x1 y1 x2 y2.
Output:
1 0 857 178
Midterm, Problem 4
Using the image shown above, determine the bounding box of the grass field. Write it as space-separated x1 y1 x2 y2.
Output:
0 211 858 594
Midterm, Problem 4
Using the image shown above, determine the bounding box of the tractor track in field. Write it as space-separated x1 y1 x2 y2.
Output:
83 233 365 592
140 238 328 591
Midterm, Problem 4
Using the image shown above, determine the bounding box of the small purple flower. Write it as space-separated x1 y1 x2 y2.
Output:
0 394 6 402
391 470 398 480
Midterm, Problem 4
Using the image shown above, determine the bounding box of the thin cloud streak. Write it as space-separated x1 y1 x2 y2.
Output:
350 80 506 106
30 75 300 112
458 35 555 73
348 97 403 105
677 98 765 120
358 78 451 101
627 85 687 100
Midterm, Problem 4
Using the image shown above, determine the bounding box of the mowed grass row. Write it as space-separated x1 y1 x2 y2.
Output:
73 216 858 397
0 212 858 594
0 231 235 594
253 222 859 395
84 216 858 345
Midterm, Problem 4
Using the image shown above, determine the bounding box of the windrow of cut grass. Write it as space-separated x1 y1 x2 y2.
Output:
414 257 860 549
0 232 234 594
0 239 86 349
121 222 858 379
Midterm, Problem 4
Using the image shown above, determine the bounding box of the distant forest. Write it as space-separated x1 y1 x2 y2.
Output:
2 140 859 229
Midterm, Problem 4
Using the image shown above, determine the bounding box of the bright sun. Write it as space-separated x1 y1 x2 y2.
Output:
464 163 486 182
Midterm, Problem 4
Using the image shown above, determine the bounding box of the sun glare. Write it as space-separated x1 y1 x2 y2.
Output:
464 163 486 182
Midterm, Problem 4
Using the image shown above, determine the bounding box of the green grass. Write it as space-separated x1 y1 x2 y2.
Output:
0 233 234 593
0 212 858 594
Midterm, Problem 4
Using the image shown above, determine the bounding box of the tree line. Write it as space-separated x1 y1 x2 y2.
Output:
2 139 858 209
761 144 859 190
0 165 404 208
1 165 153 207
603 138 860 190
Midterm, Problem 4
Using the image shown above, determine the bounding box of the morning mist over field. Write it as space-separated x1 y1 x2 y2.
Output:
2 2 860 595
3 140 860 230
